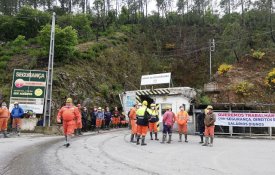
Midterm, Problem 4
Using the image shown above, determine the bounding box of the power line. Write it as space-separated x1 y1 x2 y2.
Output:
156 29 275 57
157 46 209 57
215 30 275 44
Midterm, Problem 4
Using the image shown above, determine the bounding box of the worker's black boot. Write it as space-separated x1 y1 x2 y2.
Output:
141 136 147 146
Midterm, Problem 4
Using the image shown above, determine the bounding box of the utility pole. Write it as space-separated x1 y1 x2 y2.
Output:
209 39 215 81
43 12 56 127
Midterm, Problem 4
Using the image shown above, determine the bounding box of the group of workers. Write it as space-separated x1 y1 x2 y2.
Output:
1 97 216 149
0 101 24 138
57 98 128 147
128 101 190 146
129 101 216 147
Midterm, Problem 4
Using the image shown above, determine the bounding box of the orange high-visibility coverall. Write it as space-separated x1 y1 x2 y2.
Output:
0 108 10 131
76 106 82 129
112 110 120 125
129 107 137 134
176 111 189 134
57 106 81 135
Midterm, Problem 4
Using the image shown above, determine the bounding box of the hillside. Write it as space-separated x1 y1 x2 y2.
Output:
1 6 275 111
208 51 275 104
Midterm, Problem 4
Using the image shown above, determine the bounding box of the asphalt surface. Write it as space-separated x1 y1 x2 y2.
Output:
1 130 275 175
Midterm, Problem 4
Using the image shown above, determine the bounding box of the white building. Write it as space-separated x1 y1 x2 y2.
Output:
120 87 197 134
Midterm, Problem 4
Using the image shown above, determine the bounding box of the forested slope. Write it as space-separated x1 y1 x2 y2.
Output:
0 1 274 108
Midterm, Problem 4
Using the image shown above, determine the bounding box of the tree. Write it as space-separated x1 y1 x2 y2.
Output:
16 6 51 38
73 0 90 13
93 0 106 41
0 16 25 41
57 14 93 41
58 0 67 12
40 0 55 10
0 0 18 15
220 0 235 15
177 0 187 14
221 22 248 62
193 0 210 16
38 24 78 61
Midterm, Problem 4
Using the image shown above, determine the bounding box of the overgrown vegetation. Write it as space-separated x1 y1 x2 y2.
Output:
252 50 265 60
38 24 78 61
265 68 275 90
0 1 275 106
233 81 255 97
218 64 233 75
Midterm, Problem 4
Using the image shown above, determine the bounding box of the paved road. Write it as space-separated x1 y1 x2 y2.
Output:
1 130 275 175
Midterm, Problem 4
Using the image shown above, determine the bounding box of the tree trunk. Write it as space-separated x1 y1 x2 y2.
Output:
68 0 72 13
233 49 239 62
269 0 275 43
33 0 38 9
241 0 244 26
145 0 148 18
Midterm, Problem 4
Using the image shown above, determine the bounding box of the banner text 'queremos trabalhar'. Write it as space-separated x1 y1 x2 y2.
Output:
215 112 275 127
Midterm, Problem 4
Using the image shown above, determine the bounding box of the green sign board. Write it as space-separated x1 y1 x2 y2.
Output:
10 69 47 114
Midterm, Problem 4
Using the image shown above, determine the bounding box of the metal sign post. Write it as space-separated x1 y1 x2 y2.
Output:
43 12 56 127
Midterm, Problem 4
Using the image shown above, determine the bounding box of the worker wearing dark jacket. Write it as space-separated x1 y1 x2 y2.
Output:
81 107 88 132
202 105 216 147
104 107 112 130
197 109 206 144
90 106 97 131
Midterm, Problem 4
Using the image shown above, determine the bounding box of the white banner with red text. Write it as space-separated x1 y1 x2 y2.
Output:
215 112 275 127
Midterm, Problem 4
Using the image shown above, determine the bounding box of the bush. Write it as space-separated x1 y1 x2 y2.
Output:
252 50 265 60
120 25 132 33
0 49 13 57
29 49 47 58
233 81 254 96
164 43 176 50
12 35 27 47
0 61 7 69
99 83 109 97
38 24 78 61
200 95 211 105
265 68 275 89
0 55 11 61
85 43 108 59
57 14 93 41
218 63 233 75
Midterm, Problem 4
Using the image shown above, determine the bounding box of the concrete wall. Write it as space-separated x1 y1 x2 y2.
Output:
34 125 63 135
21 118 38 131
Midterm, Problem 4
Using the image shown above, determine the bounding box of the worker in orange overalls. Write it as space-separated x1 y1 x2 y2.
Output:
136 101 152 146
76 104 83 135
129 104 138 143
149 104 159 141
57 98 81 147
0 102 10 138
112 107 120 128
176 105 189 142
